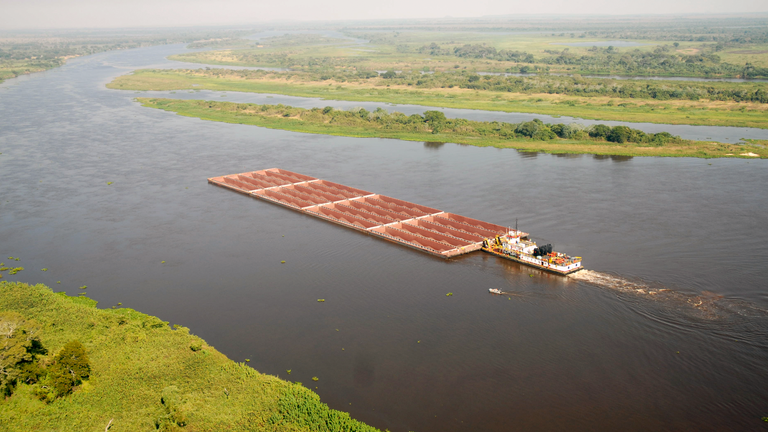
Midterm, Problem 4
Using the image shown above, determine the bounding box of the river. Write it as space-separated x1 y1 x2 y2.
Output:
1 43 767 431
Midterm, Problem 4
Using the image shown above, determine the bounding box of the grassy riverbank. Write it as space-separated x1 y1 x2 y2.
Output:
109 70 768 129
135 98 767 158
0 281 378 431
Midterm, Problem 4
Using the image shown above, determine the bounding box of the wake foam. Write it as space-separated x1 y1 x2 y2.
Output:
568 270 768 320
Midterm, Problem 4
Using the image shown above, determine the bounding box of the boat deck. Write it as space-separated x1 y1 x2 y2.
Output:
208 168 514 258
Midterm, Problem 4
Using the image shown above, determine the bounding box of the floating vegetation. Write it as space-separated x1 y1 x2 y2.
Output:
417 340 421 343
161 261 166 264
0 267 8 272
245 359 250 362
8 267 23 275
79 285 87 290
57 281 61 284
107 182 113 185
286 369 291 375
117 302 122 306
446 292 453 296
317 299 325 302
281 260 286 263
311 377 319 382
41 268 48 271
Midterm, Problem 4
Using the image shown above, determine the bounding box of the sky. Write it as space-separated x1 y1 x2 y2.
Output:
1 0 767 29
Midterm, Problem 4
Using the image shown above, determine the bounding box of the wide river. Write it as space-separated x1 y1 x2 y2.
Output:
1 44 767 431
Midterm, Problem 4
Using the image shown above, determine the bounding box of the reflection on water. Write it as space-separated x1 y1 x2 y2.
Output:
423 141 445 149
592 154 634 162
1 42 768 432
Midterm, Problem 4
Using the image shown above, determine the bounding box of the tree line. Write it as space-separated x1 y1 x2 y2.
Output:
175 68 768 103
186 100 684 145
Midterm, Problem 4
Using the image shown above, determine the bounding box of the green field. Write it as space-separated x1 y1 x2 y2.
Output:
169 29 767 78
134 98 768 159
0 281 379 432
108 70 768 129
0 58 65 84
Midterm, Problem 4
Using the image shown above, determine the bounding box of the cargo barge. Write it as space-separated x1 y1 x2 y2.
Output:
208 168 582 273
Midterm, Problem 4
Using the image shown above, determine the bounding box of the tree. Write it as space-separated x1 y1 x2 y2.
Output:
607 126 632 143
0 312 46 397
423 110 447 134
589 124 612 139
48 340 90 398
515 119 544 138
380 70 396 79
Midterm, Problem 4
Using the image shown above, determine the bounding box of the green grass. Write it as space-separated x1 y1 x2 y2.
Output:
168 32 671 75
0 281 379 432
108 70 768 129
719 44 768 68
135 98 768 159
0 59 65 84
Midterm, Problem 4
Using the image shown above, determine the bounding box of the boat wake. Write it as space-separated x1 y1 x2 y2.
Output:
568 270 768 320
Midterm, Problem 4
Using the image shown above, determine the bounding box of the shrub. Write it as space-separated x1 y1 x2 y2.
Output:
607 126 632 143
589 124 612 139
268 384 378 432
48 340 90 398
155 385 188 430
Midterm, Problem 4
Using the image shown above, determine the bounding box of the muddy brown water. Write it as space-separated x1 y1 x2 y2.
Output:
1 44 767 431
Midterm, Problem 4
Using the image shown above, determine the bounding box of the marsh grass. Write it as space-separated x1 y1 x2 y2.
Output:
136 98 767 159
0 281 379 432
109 70 768 129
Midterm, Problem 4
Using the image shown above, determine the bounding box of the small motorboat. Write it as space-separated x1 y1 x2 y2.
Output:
488 288 503 294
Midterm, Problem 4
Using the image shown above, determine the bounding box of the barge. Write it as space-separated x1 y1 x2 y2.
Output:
208 168 583 274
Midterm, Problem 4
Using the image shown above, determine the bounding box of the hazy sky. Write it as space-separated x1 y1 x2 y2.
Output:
2 0 767 29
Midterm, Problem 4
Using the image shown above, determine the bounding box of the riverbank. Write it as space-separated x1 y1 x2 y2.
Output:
136 98 767 158
0 58 67 84
108 70 768 129
0 281 378 431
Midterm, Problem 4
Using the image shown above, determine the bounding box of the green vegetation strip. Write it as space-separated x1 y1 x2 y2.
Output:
0 281 378 432
136 98 767 158
109 70 768 129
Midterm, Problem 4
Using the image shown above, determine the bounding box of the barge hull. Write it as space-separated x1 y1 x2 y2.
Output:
482 248 583 275
208 168 511 258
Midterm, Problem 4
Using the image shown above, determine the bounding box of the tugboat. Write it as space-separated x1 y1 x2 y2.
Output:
482 232 583 275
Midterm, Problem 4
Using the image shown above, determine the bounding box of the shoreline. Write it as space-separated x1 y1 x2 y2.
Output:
0 280 378 431
136 98 768 159
107 70 768 130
